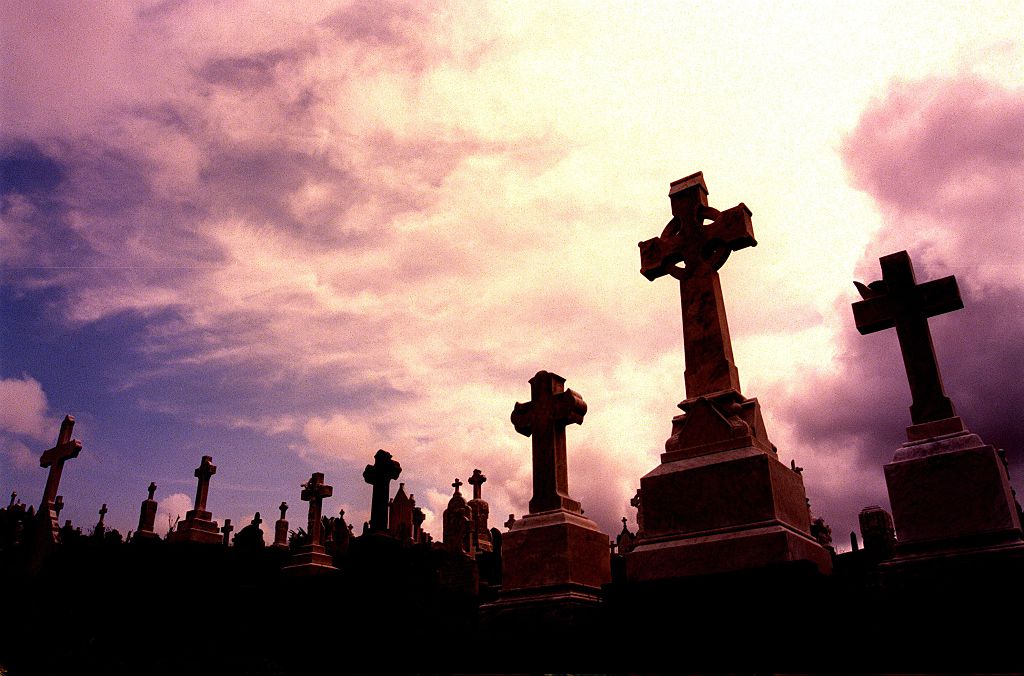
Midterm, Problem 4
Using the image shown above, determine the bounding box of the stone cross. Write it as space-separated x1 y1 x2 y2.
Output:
853 250 963 425
638 172 756 398
39 415 83 510
505 514 516 530
147 482 157 501
468 469 486 500
301 472 333 546
511 370 587 514
279 501 288 520
251 512 262 527
53 495 64 519
192 456 217 515
98 504 107 526
362 449 401 532
221 519 233 546
9 491 16 507
452 477 463 494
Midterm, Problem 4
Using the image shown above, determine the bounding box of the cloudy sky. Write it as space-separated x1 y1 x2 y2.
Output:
2 1 1022 548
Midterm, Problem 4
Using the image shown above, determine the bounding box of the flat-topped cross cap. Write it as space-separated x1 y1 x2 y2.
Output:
511 370 586 514
638 173 755 399
853 250 963 425
39 415 83 510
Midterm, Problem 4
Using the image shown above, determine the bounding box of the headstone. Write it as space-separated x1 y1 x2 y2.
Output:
221 519 233 546
627 173 831 582
487 371 611 611
233 513 265 550
272 502 289 550
442 479 472 555
94 504 108 539
388 483 414 542
283 472 337 574
629 489 643 536
363 450 401 533
467 469 493 553
53 495 64 521
858 506 894 560
616 517 636 555
135 482 160 540
853 251 1024 565
36 416 83 545
167 456 222 544
504 514 516 531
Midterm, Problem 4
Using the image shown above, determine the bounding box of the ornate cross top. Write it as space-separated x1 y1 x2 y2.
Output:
853 250 963 426
192 456 217 514
279 501 288 520
638 173 756 399
301 472 333 546
39 415 83 510
363 450 401 533
511 370 587 514
468 469 486 500
147 482 157 501
451 477 463 494
98 504 107 525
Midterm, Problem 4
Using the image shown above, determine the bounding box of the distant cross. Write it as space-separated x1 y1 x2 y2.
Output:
852 250 963 424
362 450 401 532
279 501 288 520
505 514 516 530
251 512 262 527
511 370 587 514
468 469 486 500
452 478 463 494
147 482 157 501
301 472 333 546
192 456 217 514
621 516 628 530
9 491 15 507
98 503 107 527
39 415 83 510
53 495 64 519
609 540 617 555
221 519 233 546
638 172 756 398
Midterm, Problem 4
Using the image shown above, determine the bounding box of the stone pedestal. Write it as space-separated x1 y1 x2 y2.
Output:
167 508 222 545
627 391 832 582
272 519 289 550
281 544 337 575
135 498 160 540
883 418 1024 564
487 509 611 607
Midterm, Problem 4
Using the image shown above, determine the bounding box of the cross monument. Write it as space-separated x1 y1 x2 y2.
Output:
39 415 83 512
363 449 401 532
301 472 333 547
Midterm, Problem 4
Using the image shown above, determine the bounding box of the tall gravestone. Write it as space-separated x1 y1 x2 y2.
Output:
388 483 414 542
135 482 159 541
283 472 337 574
486 370 611 612
168 456 222 544
853 251 1024 566
272 502 289 550
467 469 493 554
627 173 831 582
363 450 401 534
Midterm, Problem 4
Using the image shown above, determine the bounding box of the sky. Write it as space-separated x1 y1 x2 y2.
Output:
2 1 1022 549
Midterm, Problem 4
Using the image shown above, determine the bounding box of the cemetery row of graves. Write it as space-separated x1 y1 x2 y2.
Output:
1 173 1021 673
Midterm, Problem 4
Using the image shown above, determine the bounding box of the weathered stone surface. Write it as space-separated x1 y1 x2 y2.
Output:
467 469 493 553
501 510 611 595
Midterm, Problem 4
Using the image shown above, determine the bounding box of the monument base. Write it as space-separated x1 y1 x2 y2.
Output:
882 424 1024 580
281 545 337 575
167 510 222 545
498 508 611 595
133 530 160 541
628 445 832 582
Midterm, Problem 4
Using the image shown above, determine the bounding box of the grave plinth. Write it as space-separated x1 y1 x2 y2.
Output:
853 251 1024 573
484 371 611 621
627 174 831 583
282 472 338 575
168 456 222 545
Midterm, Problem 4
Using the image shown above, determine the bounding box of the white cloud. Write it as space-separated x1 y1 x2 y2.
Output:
157 492 192 536
0 375 51 441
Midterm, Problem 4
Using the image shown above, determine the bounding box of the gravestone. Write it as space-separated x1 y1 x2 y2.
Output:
135 482 159 540
36 416 83 545
412 505 426 543
221 519 233 546
363 450 401 533
439 478 479 595
53 495 63 521
853 251 1024 566
486 370 611 613
167 456 222 544
283 472 337 574
467 469 493 553
233 513 265 550
94 504 108 539
627 173 831 582
858 506 895 561
272 502 289 550
388 483 413 542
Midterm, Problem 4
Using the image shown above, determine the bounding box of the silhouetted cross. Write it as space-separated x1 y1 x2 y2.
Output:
39 416 83 510
147 482 157 501
279 501 288 520
511 370 587 514
192 456 217 514
505 514 516 530
221 519 233 546
853 250 963 425
363 450 401 532
302 472 333 546
468 469 487 500
639 172 756 398
97 504 107 526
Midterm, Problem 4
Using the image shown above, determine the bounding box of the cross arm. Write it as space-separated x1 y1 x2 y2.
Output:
703 204 756 261
553 389 587 425
40 440 82 467
511 401 533 437
918 276 963 317
852 295 895 335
